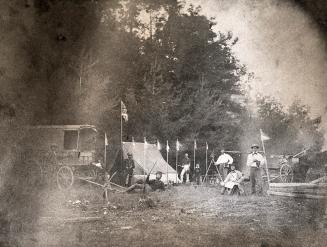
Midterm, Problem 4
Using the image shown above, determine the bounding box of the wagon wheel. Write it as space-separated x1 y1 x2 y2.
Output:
57 166 74 190
280 163 293 183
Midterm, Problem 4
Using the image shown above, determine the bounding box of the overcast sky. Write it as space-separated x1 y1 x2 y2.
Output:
187 0 327 147
188 0 326 112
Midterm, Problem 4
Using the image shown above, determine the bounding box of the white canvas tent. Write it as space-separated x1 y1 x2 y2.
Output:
110 142 180 185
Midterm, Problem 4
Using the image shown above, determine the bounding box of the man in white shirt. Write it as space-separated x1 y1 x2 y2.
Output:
180 153 191 183
246 144 266 195
215 149 233 180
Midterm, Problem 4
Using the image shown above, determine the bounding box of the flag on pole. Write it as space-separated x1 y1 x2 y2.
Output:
132 136 135 147
176 139 181 151
166 141 170 152
260 129 270 141
157 140 162 150
105 132 108 146
144 137 148 148
206 142 208 150
121 101 128 121
194 139 197 150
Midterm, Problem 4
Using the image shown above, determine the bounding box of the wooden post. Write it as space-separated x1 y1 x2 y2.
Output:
166 140 169 185
176 139 179 183
205 142 208 183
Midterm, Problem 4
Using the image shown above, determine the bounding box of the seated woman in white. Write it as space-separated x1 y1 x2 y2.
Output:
220 164 244 195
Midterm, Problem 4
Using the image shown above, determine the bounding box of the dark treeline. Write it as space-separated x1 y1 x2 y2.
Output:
0 1 325 244
0 0 324 157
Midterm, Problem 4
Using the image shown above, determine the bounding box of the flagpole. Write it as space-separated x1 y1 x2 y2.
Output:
193 140 196 170
205 142 208 183
176 138 178 183
120 101 123 170
144 137 146 181
260 129 270 187
104 133 107 168
166 140 169 185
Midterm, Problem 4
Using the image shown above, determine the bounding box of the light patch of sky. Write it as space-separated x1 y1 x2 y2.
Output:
187 0 327 148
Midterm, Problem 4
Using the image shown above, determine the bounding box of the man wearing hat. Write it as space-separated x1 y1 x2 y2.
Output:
215 149 234 180
246 144 266 194
124 152 135 187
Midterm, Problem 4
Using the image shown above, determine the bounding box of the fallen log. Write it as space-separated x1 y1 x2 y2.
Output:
267 190 327 199
269 187 327 195
39 216 102 225
270 183 327 190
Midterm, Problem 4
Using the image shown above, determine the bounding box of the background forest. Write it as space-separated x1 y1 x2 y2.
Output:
0 0 324 165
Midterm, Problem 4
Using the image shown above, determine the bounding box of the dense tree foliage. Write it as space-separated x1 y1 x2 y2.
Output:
0 0 324 158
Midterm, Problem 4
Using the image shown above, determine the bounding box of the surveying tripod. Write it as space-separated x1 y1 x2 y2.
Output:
202 157 223 183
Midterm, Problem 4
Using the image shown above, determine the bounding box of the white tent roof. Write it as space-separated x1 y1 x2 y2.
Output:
122 142 177 175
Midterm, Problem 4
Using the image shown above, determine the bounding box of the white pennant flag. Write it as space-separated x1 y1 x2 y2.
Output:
157 140 162 150
260 129 270 141
144 137 148 148
166 141 170 152
105 133 108 146
176 139 182 151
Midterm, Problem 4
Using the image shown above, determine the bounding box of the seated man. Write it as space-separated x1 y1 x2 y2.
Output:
125 171 165 193
220 164 244 195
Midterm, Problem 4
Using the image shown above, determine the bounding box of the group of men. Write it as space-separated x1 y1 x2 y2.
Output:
179 143 266 195
122 143 267 195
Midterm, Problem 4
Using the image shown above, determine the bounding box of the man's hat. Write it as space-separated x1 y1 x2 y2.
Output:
127 152 133 156
156 171 163 175
251 144 259 149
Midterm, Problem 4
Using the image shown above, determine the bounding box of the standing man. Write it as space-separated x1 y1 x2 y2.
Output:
246 144 266 195
194 163 201 185
180 153 191 183
215 149 233 180
124 153 135 187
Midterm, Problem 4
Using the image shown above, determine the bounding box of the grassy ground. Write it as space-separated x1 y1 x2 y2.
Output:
7 182 327 247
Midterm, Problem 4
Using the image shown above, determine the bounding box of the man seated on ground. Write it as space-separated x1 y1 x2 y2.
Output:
220 164 244 195
125 171 165 193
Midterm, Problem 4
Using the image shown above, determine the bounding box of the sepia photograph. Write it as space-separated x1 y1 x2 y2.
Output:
0 0 326 246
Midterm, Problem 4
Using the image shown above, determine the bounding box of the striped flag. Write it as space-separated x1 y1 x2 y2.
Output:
166 141 170 152
206 142 208 150
132 136 135 147
121 101 128 121
194 139 197 150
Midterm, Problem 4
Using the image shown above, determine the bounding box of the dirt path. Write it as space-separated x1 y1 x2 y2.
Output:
10 185 327 247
